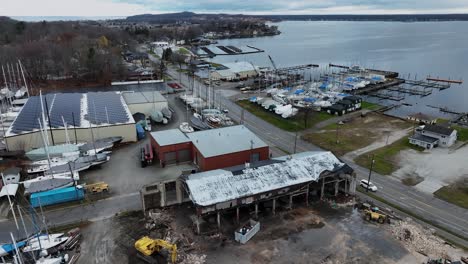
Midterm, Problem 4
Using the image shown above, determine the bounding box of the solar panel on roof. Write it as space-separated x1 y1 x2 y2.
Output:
10 95 52 134
49 93 82 128
85 92 130 125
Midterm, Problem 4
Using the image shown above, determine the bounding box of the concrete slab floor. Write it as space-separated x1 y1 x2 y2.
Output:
79 138 195 197
76 203 436 264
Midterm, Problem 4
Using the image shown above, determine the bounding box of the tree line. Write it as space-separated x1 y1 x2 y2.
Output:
0 17 138 86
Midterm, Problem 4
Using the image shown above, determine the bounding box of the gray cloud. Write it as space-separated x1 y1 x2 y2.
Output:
114 0 468 14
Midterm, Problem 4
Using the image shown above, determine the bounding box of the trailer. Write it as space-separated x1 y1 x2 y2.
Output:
30 186 84 208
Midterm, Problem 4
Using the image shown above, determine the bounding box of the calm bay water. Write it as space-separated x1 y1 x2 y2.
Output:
209 21 468 118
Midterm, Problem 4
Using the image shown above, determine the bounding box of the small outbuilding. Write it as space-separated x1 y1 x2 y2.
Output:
123 91 168 117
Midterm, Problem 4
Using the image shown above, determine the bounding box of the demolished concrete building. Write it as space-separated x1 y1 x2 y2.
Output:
140 151 356 233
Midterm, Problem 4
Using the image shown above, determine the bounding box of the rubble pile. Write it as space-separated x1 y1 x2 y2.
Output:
144 208 206 264
145 208 173 230
392 219 450 259
178 253 207 264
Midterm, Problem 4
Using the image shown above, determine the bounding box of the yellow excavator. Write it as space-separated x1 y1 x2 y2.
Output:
135 236 177 264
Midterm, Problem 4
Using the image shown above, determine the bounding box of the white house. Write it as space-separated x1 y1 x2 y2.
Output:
409 124 457 149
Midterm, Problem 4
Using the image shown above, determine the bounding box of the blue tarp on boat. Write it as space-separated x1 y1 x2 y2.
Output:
0 241 27 256
303 98 317 102
294 89 305 94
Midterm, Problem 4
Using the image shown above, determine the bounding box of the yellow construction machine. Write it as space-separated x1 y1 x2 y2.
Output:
135 236 177 263
364 209 390 224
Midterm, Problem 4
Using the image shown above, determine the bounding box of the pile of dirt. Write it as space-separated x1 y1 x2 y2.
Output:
261 208 324 240
391 219 451 259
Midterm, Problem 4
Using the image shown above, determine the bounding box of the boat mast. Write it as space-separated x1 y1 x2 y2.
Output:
62 116 70 144
38 118 53 179
9 232 23 264
2 65 11 108
39 91 50 146
19 60 30 97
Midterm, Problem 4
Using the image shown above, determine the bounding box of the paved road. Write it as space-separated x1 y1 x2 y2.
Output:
0 193 141 242
164 63 468 246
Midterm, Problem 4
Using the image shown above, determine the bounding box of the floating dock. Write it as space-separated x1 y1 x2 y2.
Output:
404 79 450 90
370 91 405 101
354 78 405 95
387 86 432 96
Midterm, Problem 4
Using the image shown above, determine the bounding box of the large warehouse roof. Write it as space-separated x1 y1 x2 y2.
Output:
123 91 167 105
7 92 134 136
186 125 267 158
185 151 346 207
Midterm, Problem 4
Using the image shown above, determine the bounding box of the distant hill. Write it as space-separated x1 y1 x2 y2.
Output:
124 12 468 23
254 14 468 22
125 11 249 23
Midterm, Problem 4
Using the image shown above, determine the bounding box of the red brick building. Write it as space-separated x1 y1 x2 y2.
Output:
150 125 269 171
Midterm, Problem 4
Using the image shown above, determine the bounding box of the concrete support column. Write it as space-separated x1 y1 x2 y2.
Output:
289 195 293 210
306 185 310 206
335 180 339 196
254 203 258 219
272 199 276 215
236 207 240 224
217 212 221 230
196 215 201 235
321 179 325 200
345 178 348 195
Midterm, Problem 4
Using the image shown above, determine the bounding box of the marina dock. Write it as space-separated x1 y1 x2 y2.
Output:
353 78 405 95
387 86 432 96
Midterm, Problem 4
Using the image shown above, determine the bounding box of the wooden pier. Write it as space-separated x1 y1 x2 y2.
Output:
426 77 463 84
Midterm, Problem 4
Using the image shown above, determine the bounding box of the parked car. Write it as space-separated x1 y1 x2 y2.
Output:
360 180 378 192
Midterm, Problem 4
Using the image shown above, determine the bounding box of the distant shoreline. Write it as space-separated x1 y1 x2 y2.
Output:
10 13 468 22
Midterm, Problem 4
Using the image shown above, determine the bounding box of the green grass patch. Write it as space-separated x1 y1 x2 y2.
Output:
210 62 224 68
303 126 378 156
176 68 190 73
237 100 334 132
434 182 468 209
177 47 190 55
304 113 411 156
361 101 381 111
355 137 424 175
453 125 468 142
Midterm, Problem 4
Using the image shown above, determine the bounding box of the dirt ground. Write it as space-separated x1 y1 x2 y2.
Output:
394 145 468 194
76 200 468 264
304 113 411 156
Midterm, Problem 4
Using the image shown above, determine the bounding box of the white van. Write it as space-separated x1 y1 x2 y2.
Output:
360 179 378 192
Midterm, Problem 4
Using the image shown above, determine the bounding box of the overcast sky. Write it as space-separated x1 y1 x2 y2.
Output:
3 0 468 17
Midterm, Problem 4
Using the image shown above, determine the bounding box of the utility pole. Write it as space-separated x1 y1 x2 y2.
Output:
294 130 298 154
335 123 340 144
366 154 375 192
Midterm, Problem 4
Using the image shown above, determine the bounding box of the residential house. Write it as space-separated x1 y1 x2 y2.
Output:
409 124 457 149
